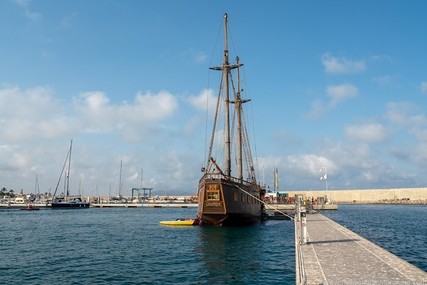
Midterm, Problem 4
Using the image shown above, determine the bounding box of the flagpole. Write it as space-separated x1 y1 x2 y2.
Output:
325 167 328 191
319 166 328 191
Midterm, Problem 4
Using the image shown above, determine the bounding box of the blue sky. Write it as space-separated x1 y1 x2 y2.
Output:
1 0 427 196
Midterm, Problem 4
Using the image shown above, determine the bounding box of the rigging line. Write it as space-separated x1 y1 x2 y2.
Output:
232 183 294 221
248 100 260 178
226 17 241 66
206 73 224 169
238 64 260 178
204 71 210 167
244 121 256 181
205 17 224 166
204 15 225 168
209 15 224 68
53 148 70 197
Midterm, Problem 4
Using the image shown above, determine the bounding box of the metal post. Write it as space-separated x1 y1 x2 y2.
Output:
300 206 307 244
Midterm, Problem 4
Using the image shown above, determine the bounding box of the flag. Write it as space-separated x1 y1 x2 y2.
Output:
320 174 327 180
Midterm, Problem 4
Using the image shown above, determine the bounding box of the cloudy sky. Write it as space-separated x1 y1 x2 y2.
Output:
1 0 427 196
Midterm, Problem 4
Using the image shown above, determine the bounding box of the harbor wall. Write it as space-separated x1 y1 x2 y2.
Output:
285 187 427 203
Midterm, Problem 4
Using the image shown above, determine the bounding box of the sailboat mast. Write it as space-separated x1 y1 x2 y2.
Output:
119 160 123 198
223 13 231 177
66 139 73 197
35 174 39 195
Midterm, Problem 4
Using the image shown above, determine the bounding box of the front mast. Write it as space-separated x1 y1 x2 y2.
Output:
223 13 231 177
209 13 244 179
66 139 73 197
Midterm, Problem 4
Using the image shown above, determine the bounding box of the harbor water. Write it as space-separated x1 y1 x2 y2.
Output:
322 204 427 273
1 204 425 284
0 207 295 284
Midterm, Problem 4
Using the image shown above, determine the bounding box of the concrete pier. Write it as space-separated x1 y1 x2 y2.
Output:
296 213 427 284
90 203 198 208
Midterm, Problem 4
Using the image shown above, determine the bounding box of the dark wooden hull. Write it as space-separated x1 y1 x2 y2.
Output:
197 177 265 226
51 202 90 208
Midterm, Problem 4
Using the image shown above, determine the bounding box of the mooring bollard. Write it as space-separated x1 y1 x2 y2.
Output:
300 206 307 244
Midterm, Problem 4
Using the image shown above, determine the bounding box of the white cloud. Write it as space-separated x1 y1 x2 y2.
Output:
306 84 358 120
60 13 77 29
326 84 358 107
383 102 427 168
345 123 389 143
74 90 178 138
0 84 202 195
386 102 427 127
421 81 427 93
321 53 366 74
0 86 75 141
188 89 217 113
361 170 377 182
194 52 207 64
13 0 41 21
372 75 393 86
305 100 326 120
287 154 335 177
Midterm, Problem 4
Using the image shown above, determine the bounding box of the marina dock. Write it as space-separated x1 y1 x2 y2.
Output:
90 203 197 208
0 203 198 209
295 212 427 284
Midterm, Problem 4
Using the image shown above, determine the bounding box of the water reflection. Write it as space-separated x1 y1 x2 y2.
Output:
195 221 295 284
196 226 263 283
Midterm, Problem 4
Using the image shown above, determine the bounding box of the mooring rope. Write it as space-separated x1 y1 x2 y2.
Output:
233 184 295 221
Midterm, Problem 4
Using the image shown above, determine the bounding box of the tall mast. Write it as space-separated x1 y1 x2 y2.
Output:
236 56 243 182
66 139 73 197
223 13 231 177
209 13 243 178
234 57 250 182
119 160 123 198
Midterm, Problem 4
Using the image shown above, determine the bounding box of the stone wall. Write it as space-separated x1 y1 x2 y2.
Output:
286 187 427 203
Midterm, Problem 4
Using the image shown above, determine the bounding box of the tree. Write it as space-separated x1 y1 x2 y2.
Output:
0 187 6 198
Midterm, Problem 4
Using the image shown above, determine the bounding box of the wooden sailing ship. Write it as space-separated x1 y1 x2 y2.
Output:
197 13 266 226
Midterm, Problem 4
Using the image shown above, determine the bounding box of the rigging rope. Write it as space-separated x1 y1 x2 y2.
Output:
234 184 294 220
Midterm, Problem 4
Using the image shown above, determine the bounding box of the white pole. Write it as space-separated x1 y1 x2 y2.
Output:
300 206 307 244
325 166 328 191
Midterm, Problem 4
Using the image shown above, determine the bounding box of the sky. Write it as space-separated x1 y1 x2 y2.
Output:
1 0 427 196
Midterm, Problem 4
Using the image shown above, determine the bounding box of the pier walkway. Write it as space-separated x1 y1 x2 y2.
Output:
296 213 427 284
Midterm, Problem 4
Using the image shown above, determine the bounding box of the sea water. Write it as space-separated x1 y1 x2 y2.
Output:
322 204 427 272
0 205 425 284
0 207 294 284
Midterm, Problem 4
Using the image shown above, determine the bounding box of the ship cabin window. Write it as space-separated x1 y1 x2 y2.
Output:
234 191 239 202
206 184 220 201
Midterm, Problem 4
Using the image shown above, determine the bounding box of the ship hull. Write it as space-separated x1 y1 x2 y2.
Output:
197 177 264 226
51 202 90 208
51 197 90 209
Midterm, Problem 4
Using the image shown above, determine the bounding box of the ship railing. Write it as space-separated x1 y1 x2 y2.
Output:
203 172 258 188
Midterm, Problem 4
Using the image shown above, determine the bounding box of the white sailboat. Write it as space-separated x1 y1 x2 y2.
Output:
51 140 90 208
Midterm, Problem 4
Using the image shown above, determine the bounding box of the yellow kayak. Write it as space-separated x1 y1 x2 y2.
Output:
160 218 200 226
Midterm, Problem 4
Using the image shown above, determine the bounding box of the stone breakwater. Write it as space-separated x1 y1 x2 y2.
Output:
286 187 427 204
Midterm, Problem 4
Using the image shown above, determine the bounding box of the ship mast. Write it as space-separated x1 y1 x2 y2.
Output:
223 13 231 177
209 13 244 179
66 139 73 197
